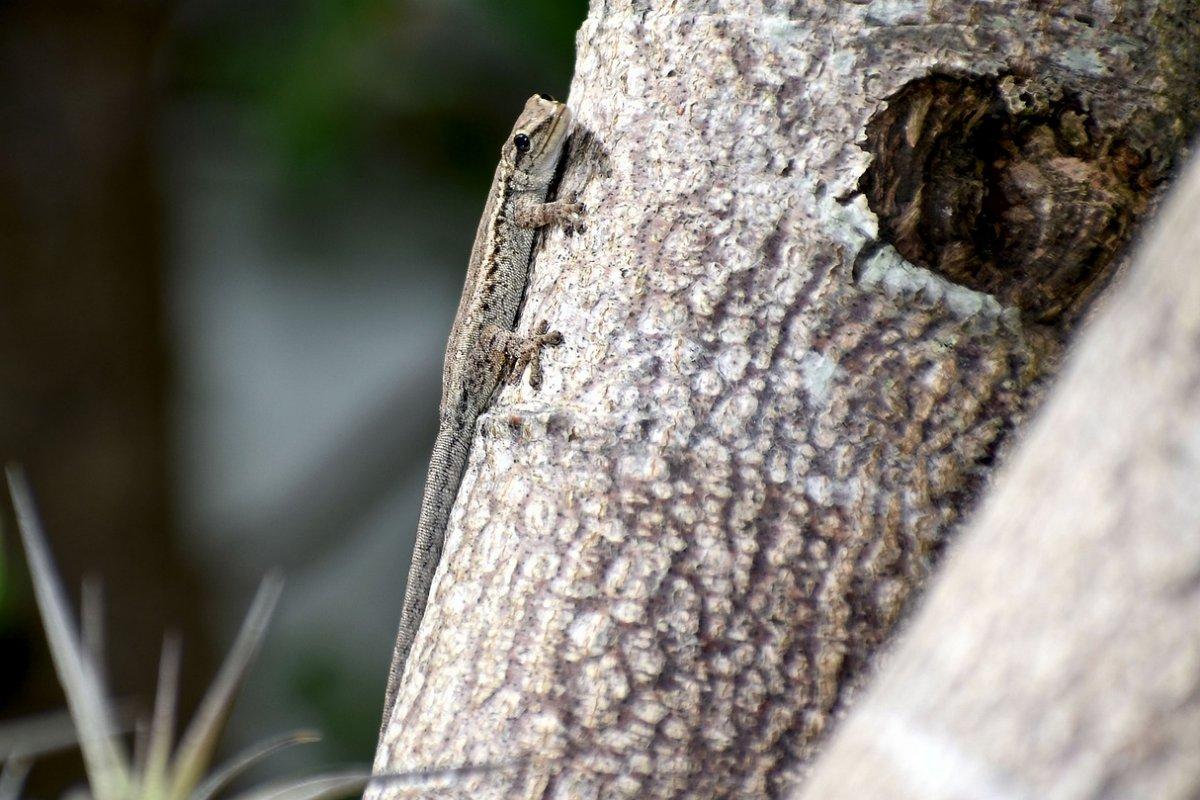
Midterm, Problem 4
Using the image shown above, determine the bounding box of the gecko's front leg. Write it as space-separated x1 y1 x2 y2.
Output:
511 193 585 229
481 320 564 390
482 193 580 389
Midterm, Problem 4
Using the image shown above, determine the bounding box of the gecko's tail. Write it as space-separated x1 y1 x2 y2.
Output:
377 425 472 743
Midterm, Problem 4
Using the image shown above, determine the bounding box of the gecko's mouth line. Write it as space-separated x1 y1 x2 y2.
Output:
537 106 572 160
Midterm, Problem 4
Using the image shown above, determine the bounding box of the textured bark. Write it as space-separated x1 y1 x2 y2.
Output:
373 2 1200 797
797 147 1200 800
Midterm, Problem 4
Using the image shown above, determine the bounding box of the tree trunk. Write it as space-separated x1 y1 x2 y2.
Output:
373 2 1200 797
796 146 1200 800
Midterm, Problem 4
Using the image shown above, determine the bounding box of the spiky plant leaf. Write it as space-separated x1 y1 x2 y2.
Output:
0 757 31 800
0 709 77 760
139 635 182 799
7 466 130 799
9 468 420 800
224 770 370 800
224 762 509 800
80 578 106 688
167 574 283 800
191 730 320 800
133 717 152 789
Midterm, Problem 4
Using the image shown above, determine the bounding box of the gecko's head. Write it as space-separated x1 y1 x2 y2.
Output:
503 93 572 180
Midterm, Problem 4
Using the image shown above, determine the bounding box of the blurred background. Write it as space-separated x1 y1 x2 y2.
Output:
0 0 587 792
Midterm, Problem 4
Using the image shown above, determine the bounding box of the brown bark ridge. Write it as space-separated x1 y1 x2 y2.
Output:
796 147 1200 800
372 2 1200 797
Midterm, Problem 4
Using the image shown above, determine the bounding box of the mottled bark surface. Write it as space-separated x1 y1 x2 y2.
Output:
373 2 1200 797
797 150 1200 800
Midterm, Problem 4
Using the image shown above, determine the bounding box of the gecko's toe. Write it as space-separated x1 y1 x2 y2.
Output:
557 198 586 231
533 320 564 347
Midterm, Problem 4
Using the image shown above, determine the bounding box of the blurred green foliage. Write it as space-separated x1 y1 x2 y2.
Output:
172 0 588 183
287 647 379 762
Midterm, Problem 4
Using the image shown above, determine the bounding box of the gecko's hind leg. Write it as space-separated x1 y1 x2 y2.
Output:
480 321 564 390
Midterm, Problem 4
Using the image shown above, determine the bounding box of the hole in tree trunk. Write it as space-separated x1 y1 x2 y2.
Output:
859 73 1156 323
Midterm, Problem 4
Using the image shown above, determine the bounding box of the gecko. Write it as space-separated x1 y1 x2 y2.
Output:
379 93 583 735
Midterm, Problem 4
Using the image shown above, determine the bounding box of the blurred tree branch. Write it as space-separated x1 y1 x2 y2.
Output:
0 3 214 791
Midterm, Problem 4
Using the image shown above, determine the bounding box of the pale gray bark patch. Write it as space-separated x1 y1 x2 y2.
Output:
796 149 1200 800
372 2 1200 798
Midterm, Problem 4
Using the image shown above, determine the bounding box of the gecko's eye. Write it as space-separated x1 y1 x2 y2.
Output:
513 133 531 152
537 92 554 101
